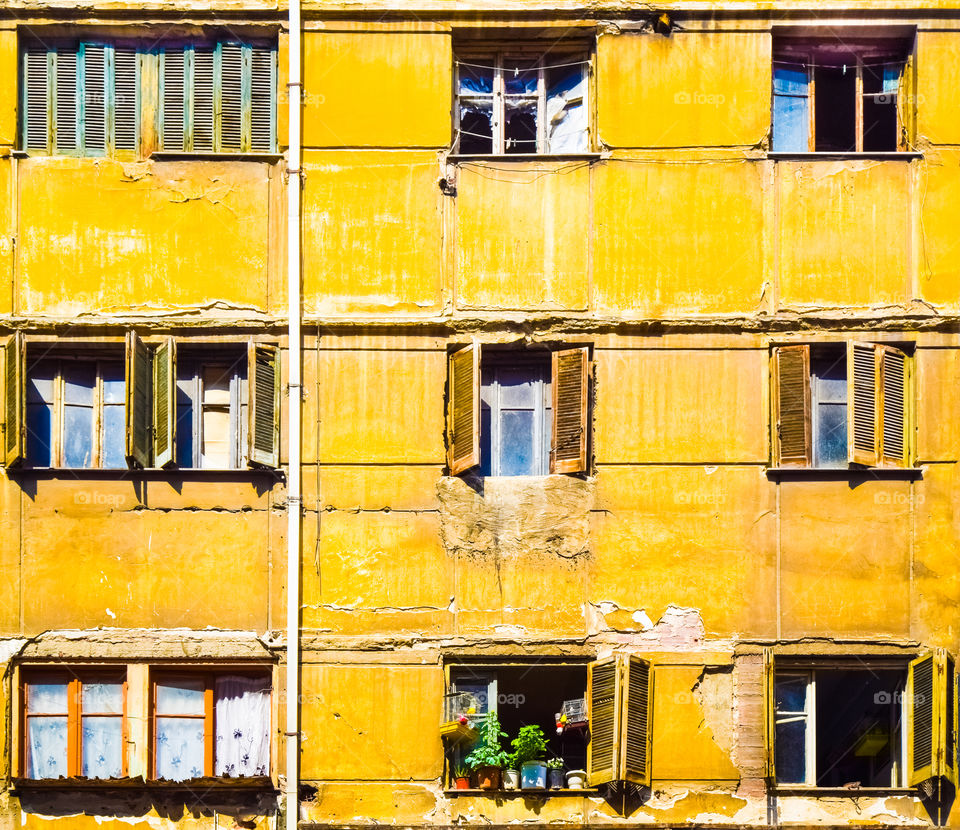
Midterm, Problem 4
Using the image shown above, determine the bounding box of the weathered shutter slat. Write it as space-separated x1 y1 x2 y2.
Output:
248 343 280 468
55 47 78 153
162 49 185 151
849 342 879 466
773 345 811 467
881 346 907 467
447 344 480 475
3 332 25 468
586 658 619 787
250 46 275 152
193 46 215 152
83 44 106 153
763 647 776 781
621 655 652 786
220 43 243 151
946 655 956 786
114 46 138 151
551 346 589 474
24 47 50 151
908 652 937 786
153 337 176 468
125 331 152 469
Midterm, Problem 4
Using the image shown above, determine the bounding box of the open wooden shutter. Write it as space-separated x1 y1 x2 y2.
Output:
161 48 185 151
772 345 811 467
551 346 589 474
55 47 78 154
24 46 50 151
620 655 653 786
447 344 480 475
3 332 25 468
848 342 879 466
763 647 776 781
250 45 275 152
125 331 152 469
113 46 138 152
586 658 620 787
248 343 280 468
908 652 939 786
153 337 176 468
83 44 107 154
879 345 908 467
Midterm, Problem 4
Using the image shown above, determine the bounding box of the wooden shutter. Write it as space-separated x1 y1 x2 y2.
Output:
908 652 939 786
586 658 620 787
55 47 78 153
161 48 185 151
879 345 908 467
763 647 776 781
848 342 879 466
250 45 275 152
192 46 215 152
24 46 50 151
551 346 589 474
620 655 653 786
3 332 25 468
220 43 244 151
946 655 957 787
125 331 152 469
153 337 176 468
447 344 480 475
772 345 811 467
248 343 280 468
83 44 106 154
113 46 138 152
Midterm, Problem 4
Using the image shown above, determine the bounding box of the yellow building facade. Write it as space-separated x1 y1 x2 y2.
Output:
0 0 959 828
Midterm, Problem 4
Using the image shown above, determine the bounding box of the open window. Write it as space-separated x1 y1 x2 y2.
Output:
447 344 590 477
771 342 912 469
454 43 590 155
772 34 913 153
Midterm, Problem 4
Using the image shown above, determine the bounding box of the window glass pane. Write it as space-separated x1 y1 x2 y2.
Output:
202 366 231 406
498 368 538 408
27 403 53 467
863 94 898 151
458 61 493 95
546 64 587 153
202 408 231 468
816 403 847 467
27 681 68 713
500 409 536 476
83 681 123 714
102 404 126 468
63 363 95 405
82 716 123 778
452 679 491 714
459 101 493 154
156 716 205 780
504 99 537 153
176 374 196 468
775 675 807 713
772 93 809 153
26 716 68 778
101 363 124 404
27 361 55 403
503 60 537 94
775 718 808 783
214 676 270 777
156 678 205 715
62 405 94 468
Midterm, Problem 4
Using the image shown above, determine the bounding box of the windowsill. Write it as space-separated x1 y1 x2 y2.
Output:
445 788 599 797
12 466 283 478
447 152 603 163
149 151 283 162
766 466 922 479
774 785 916 796
768 151 922 161
12 775 277 792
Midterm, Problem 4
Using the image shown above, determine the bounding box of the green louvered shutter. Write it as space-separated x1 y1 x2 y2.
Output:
125 331 152 469
250 45 275 152
193 45 215 152
55 46 78 153
113 45 138 152
248 343 280 468
220 42 244 151
153 337 176 468
82 43 107 154
3 332 25 468
161 48 185 150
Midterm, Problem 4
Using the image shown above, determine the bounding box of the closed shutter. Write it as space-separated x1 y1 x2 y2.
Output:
162 48 185 151
250 45 275 152
447 344 480 475
946 655 957 787
193 46 215 152
763 647 776 781
908 652 937 786
620 655 653 786
220 43 243 151
3 332 25 468
880 345 908 467
550 346 589 474
772 345 811 467
24 46 50 151
83 44 106 154
125 331 152 469
248 343 280 468
55 47 78 153
113 46 138 151
848 342 879 466
586 658 620 787
153 337 176 468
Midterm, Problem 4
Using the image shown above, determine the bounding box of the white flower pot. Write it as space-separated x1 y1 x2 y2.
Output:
503 769 520 789
565 769 586 789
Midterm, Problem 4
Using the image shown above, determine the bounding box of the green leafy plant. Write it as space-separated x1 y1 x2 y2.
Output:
453 764 470 779
464 711 509 770
546 757 564 770
510 724 549 767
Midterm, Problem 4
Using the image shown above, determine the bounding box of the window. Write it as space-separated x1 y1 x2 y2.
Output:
772 37 911 153
771 342 912 468
160 41 276 154
21 39 139 156
19 37 276 157
1 334 280 470
455 47 589 154
447 345 590 476
153 673 270 781
23 671 126 779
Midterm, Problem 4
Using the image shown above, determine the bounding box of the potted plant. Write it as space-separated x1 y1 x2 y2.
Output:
510 724 549 790
464 711 508 790
546 757 564 789
453 764 471 790
565 769 587 789
502 751 520 790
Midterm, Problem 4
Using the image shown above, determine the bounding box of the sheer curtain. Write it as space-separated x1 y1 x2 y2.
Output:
214 676 270 777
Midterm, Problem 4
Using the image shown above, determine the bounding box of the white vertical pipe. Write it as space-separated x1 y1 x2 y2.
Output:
285 0 302 827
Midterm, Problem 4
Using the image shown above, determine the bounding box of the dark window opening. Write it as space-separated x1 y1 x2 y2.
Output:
813 65 857 152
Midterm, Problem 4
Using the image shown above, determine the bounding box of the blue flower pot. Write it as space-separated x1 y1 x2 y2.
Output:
520 761 547 789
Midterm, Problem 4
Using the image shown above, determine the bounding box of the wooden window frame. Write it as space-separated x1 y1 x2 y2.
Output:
21 669 128 780
454 45 591 155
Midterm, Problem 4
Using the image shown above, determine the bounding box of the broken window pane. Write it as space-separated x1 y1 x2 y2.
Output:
458 101 493 154
504 98 537 154
458 61 493 95
503 60 537 95
772 63 809 152
546 64 587 153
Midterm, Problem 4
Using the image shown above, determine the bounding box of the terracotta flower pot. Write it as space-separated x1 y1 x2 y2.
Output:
475 765 501 790
455 776 470 790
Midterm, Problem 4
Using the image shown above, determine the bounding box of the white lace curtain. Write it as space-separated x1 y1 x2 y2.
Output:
214 675 270 777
